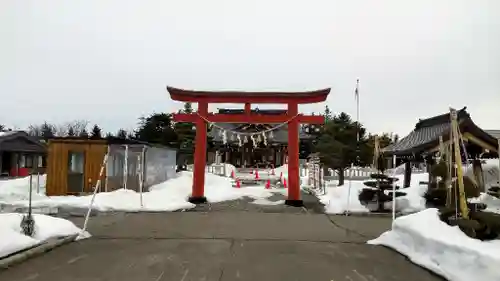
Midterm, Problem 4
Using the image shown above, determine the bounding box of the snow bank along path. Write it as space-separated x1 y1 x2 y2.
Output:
0 213 89 259
369 209 500 281
0 171 289 212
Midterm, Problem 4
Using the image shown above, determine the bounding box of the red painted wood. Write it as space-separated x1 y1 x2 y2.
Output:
172 113 325 124
244 103 251 115
168 87 330 202
192 102 208 198
167 86 330 104
287 102 300 201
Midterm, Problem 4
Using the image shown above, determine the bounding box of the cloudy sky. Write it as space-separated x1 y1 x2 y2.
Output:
1 0 498 136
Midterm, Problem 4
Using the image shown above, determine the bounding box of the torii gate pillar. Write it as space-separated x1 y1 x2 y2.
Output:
167 86 331 207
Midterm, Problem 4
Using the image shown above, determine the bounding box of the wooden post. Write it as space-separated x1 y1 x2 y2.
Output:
286 102 301 205
472 159 485 192
404 161 412 187
450 108 469 219
191 102 208 203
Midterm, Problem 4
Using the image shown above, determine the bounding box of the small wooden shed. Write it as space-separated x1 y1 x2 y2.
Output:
46 137 177 196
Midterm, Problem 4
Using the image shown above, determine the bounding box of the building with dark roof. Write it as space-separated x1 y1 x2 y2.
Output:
208 109 315 167
381 107 498 188
382 107 498 157
0 131 47 177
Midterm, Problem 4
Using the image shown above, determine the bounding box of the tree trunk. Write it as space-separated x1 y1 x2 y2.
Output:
337 168 345 186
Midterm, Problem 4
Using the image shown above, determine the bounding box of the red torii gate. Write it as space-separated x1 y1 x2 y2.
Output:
167 86 330 207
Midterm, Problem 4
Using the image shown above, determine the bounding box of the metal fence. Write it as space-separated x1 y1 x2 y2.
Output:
105 144 176 192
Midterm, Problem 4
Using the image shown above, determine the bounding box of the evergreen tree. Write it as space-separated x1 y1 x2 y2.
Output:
183 102 193 114
393 133 400 143
135 113 178 145
324 105 333 123
67 127 76 136
315 112 369 186
174 104 196 152
41 122 55 140
90 124 102 139
116 129 128 139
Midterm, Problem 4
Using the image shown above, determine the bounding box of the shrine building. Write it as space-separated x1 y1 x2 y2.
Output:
208 108 315 168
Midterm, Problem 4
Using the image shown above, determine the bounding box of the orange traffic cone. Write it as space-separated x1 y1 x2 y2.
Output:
265 179 271 189
235 179 241 188
283 178 287 188
231 170 235 179
255 170 259 180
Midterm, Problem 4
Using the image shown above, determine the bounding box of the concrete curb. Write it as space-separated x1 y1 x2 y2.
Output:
0 234 78 270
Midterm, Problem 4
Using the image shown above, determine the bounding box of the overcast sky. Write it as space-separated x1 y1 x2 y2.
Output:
1 0 498 136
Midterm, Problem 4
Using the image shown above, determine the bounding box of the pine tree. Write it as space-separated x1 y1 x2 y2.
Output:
315 112 369 186
67 127 76 136
174 104 196 152
41 122 55 140
116 129 127 139
183 102 193 114
324 105 333 123
135 113 178 145
90 124 102 139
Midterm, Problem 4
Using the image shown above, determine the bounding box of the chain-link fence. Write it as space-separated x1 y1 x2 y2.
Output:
104 144 176 192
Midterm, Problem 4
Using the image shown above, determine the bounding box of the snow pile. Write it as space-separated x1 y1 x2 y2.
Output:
318 172 429 214
0 213 89 258
0 175 47 202
368 208 500 281
318 180 369 214
464 159 499 189
472 193 500 214
0 171 284 212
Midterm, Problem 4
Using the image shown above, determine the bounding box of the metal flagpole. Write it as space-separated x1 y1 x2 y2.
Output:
346 79 360 216
391 154 397 221
355 78 360 144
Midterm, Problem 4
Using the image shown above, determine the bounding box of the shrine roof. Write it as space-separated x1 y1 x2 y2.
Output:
382 107 498 156
486 130 500 140
167 86 330 104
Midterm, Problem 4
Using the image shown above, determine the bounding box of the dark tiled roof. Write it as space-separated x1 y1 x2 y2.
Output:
0 131 47 153
382 107 498 156
486 130 500 140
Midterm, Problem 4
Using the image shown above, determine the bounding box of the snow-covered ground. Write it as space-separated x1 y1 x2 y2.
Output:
369 208 500 281
0 213 89 259
0 171 289 212
316 159 500 215
317 172 429 215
